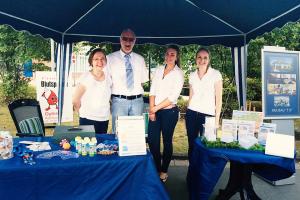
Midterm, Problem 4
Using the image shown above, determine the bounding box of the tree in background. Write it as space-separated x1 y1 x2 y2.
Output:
0 25 50 103
247 22 300 104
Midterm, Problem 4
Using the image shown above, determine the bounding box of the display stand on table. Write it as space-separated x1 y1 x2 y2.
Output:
260 46 299 185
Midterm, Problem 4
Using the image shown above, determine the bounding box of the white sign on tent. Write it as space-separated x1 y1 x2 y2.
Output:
36 71 73 123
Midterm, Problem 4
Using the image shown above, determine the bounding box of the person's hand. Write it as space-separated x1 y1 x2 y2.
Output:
149 113 156 121
73 103 80 112
150 106 158 114
215 121 220 129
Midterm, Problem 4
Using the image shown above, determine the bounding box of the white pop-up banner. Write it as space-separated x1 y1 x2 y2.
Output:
36 71 73 124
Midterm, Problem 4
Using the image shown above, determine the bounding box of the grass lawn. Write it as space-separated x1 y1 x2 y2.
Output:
1 104 298 156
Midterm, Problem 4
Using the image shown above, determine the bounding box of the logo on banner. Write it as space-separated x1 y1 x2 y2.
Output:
41 89 58 111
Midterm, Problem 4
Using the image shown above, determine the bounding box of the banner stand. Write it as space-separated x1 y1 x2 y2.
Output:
257 46 298 185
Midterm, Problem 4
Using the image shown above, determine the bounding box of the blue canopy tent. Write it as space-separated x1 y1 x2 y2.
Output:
0 0 299 123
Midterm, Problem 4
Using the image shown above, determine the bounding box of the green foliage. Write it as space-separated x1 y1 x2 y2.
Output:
0 74 29 104
248 143 265 152
203 138 241 149
0 25 50 103
247 78 262 101
209 45 233 77
222 76 239 118
76 42 114 56
177 97 188 116
202 138 265 152
32 63 50 72
143 81 150 92
246 22 300 103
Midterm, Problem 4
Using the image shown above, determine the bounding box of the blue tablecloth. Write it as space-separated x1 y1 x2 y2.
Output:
0 135 169 200
187 138 295 200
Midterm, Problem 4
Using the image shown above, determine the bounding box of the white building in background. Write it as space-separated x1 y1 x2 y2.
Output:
69 45 90 87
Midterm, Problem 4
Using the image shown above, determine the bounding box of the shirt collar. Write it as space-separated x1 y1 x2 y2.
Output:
164 64 179 71
120 50 132 58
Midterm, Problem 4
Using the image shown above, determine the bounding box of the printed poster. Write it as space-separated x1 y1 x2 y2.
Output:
36 71 73 123
262 48 300 119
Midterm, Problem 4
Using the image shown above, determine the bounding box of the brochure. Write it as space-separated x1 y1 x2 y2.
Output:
258 123 277 145
232 110 263 132
204 117 216 141
221 119 238 143
238 120 256 138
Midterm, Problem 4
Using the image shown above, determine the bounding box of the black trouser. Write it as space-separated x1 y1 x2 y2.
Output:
185 109 210 161
79 117 109 134
148 107 179 173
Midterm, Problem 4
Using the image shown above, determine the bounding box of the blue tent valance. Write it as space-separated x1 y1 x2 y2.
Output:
0 0 299 46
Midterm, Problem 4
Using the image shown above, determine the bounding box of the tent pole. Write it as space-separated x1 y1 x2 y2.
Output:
57 35 65 125
148 50 151 84
242 34 247 111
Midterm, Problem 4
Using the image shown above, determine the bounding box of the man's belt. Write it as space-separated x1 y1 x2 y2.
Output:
112 94 142 100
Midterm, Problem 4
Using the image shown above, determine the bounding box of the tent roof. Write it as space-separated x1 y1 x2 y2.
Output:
0 0 299 46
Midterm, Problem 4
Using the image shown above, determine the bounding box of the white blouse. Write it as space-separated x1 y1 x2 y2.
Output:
78 70 112 121
188 67 222 115
150 65 184 105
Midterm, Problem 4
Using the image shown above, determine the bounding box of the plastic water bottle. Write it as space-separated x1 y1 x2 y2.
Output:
81 140 87 156
89 141 96 157
91 137 97 154
75 136 82 153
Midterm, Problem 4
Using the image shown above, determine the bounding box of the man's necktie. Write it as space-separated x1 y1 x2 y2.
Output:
124 54 134 90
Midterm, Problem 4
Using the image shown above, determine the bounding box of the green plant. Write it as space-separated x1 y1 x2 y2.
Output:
0 73 30 104
0 25 50 104
177 97 188 117
247 78 262 101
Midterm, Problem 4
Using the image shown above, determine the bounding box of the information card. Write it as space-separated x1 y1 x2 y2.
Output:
117 116 147 156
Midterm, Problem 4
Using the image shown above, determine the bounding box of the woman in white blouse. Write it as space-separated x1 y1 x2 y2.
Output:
73 48 112 133
148 45 184 182
185 47 223 161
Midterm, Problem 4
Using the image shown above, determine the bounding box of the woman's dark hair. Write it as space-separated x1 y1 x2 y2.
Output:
166 44 181 67
196 47 210 59
88 48 106 66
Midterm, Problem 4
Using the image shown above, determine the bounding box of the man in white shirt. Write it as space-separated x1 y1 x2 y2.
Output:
107 29 149 133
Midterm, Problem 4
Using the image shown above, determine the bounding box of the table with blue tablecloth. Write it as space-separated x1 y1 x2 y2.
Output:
0 134 169 200
187 138 295 200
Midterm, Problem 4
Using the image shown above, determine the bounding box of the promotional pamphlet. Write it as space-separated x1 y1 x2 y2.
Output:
221 119 238 143
232 110 263 132
204 117 216 141
258 123 277 145
238 120 256 138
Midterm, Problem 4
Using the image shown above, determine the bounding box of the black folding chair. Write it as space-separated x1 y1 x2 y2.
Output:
8 99 45 137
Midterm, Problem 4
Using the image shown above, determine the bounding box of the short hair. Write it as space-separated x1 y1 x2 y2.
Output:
166 44 181 67
88 48 106 66
120 28 136 38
